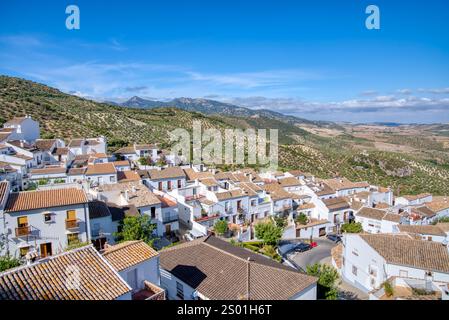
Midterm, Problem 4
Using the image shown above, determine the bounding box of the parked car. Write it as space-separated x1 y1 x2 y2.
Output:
326 234 342 243
183 230 205 241
294 242 312 252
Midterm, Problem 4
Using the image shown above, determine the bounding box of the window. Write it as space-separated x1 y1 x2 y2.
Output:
399 270 408 278
67 233 80 245
66 210 77 221
44 213 53 223
17 216 28 227
19 247 29 257
158 181 163 191
352 266 358 276
177 180 182 188
251 200 256 207
167 181 172 190
176 281 184 299
150 207 156 219
110 176 116 183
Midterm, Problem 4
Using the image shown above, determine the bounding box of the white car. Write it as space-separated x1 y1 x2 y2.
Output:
183 230 205 241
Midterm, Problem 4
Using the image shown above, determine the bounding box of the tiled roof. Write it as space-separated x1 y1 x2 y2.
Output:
0 246 131 300
199 178 219 187
403 193 432 201
88 200 111 219
0 181 9 204
322 197 350 211
360 234 449 273
85 163 117 175
114 146 136 154
356 207 387 220
397 225 447 237
100 182 161 207
5 188 88 212
117 170 141 182
288 170 305 177
160 236 317 300
30 167 67 175
35 139 56 151
382 213 401 223
148 167 186 180
215 189 247 201
67 167 86 176
112 160 130 166
103 241 159 271
183 168 213 181
412 206 436 218
436 222 449 233
68 139 85 148
279 177 301 187
425 197 449 213
134 144 157 150
322 178 369 191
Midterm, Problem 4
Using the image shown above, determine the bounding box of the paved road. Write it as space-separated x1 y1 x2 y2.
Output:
287 238 337 271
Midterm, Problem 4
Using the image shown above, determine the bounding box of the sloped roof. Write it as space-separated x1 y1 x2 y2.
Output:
88 200 111 219
148 167 186 180
5 188 88 212
35 139 56 151
397 225 447 237
103 240 159 272
360 234 449 273
322 197 350 211
159 236 317 300
85 163 117 175
0 245 131 300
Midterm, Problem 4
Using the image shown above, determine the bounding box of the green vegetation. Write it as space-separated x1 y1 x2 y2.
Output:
64 241 90 251
213 220 229 236
38 179 49 186
138 157 153 166
114 215 156 245
0 239 22 272
273 215 287 228
306 263 340 300
341 222 363 233
229 240 281 262
2 75 449 196
383 281 394 297
295 213 309 225
254 221 283 245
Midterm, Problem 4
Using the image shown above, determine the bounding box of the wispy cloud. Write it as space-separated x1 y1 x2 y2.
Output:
418 87 449 94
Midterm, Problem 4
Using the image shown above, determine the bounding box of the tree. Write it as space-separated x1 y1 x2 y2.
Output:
114 215 156 245
341 222 363 233
254 221 283 245
214 220 229 236
295 213 309 225
306 263 340 300
138 156 153 166
273 215 287 228
0 237 21 272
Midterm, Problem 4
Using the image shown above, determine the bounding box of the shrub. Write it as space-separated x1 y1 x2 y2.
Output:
254 221 283 245
306 263 340 300
383 281 394 297
295 213 309 225
214 220 229 236
341 222 363 233
0 255 22 272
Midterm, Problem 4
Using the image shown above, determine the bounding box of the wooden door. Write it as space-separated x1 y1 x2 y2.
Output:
40 243 52 258
67 210 76 221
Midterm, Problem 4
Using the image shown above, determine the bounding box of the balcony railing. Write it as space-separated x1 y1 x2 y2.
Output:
162 214 179 224
65 219 79 229
185 194 205 201
15 226 31 237
194 213 220 222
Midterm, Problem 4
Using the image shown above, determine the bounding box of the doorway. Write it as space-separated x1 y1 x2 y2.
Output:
40 243 52 258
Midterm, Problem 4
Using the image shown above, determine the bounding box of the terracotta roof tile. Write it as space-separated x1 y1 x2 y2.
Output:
360 234 449 273
85 163 117 175
103 241 159 271
0 245 131 300
5 188 88 212
160 236 317 300
148 167 186 180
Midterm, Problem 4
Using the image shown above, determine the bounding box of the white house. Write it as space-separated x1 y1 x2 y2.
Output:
0 245 132 300
147 166 186 192
396 193 433 206
339 233 449 293
3 116 40 143
396 224 449 243
85 162 117 185
0 184 91 258
103 240 165 300
159 235 317 300
355 207 401 234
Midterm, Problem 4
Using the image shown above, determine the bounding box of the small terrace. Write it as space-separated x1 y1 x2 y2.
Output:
132 280 166 300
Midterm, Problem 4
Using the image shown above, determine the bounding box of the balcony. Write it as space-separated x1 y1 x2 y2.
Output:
65 219 79 229
194 213 220 222
185 194 205 202
162 214 179 224
132 280 165 300
15 226 31 237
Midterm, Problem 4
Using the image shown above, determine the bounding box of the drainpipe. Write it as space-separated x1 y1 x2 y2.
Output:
84 203 91 242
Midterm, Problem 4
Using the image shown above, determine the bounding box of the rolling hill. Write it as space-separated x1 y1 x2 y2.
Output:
1 75 449 196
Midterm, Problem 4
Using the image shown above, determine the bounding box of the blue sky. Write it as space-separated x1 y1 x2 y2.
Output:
1 0 449 123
